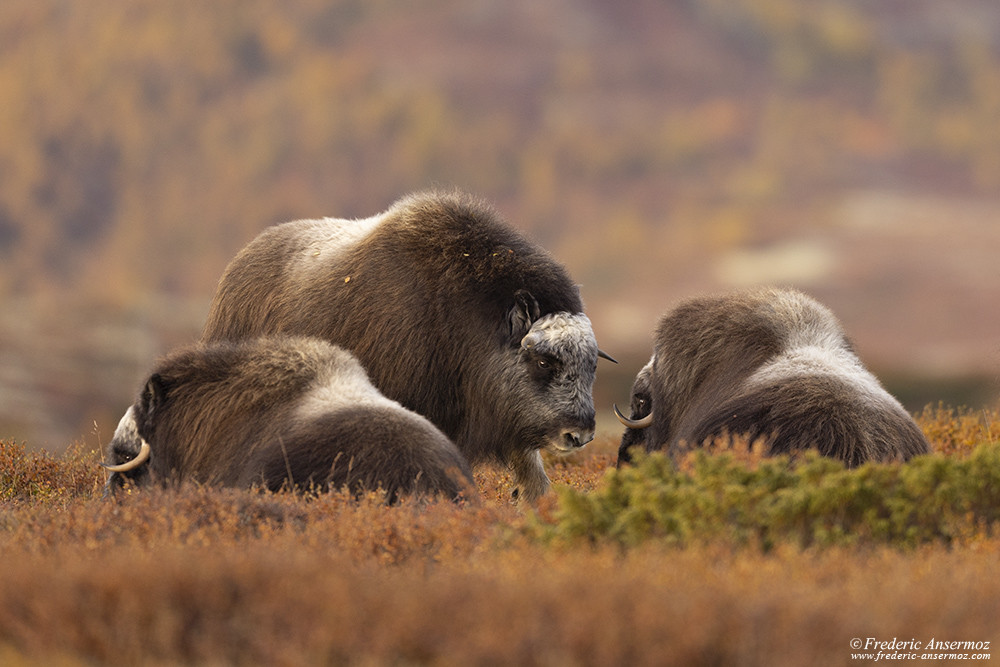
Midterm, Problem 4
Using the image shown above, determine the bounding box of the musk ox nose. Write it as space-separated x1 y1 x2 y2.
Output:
571 408 596 446
562 429 595 449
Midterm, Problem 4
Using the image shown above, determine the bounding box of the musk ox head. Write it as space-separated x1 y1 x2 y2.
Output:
101 405 152 490
471 288 614 502
614 356 653 466
512 292 603 452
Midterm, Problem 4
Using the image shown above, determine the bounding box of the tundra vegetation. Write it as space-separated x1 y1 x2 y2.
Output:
0 402 998 665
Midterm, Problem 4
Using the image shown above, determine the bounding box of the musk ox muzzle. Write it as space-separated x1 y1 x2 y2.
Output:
552 413 597 452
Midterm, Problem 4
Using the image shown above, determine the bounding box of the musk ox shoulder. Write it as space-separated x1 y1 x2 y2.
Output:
103 336 474 501
201 190 614 502
616 287 930 467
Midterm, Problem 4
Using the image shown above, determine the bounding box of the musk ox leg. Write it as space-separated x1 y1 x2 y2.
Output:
509 449 549 503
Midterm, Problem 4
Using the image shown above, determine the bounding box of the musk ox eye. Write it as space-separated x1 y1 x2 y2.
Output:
526 353 559 383
537 355 561 372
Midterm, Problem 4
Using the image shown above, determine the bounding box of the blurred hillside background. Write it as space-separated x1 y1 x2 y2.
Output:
2 0 999 451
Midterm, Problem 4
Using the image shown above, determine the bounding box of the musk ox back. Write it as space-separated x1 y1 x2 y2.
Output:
103 336 474 501
201 191 612 502
616 288 930 467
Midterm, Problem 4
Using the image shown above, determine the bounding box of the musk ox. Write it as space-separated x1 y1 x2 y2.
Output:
615 287 930 467
200 191 613 502
102 336 475 501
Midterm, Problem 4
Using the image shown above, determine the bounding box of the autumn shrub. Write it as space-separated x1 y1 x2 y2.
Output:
917 402 1000 456
534 443 1000 549
1 527 999 666
1 411 1000 665
0 440 103 503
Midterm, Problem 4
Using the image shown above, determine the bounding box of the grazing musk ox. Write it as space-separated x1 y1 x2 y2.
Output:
103 336 475 501
201 191 613 502
615 288 930 466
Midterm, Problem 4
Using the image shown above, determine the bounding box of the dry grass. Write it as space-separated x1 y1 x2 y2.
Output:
1 403 998 665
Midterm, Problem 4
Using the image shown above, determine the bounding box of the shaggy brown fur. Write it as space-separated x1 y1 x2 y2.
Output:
618 288 930 467
200 191 606 502
105 336 474 502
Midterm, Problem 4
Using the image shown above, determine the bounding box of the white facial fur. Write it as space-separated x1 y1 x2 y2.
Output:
521 312 599 452
111 405 141 450
521 312 599 365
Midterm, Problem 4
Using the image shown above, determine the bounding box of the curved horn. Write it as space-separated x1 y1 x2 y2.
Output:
100 440 151 473
598 349 618 363
613 404 653 429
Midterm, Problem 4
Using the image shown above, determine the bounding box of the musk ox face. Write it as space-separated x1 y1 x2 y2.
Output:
615 357 653 466
516 311 600 453
497 288 602 458
103 405 152 489
459 288 610 503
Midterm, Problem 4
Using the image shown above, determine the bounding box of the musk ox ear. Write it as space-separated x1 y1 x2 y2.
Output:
508 289 540 342
139 373 171 425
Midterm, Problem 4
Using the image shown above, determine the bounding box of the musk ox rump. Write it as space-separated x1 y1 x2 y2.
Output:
200 191 612 502
617 288 930 466
104 336 475 502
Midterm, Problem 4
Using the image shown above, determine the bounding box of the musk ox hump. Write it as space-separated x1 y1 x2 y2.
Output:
288 214 383 279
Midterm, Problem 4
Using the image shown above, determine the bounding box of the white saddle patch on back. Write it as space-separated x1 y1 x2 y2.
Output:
290 213 384 277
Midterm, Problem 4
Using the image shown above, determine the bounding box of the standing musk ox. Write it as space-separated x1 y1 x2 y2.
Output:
103 336 475 501
615 288 930 467
200 191 614 502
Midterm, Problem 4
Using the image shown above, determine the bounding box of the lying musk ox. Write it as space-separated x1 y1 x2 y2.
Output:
103 336 475 501
200 191 614 502
615 288 930 467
